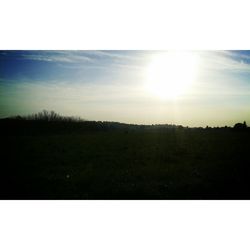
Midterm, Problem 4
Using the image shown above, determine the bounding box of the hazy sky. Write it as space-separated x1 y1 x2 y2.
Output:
1 50 250 126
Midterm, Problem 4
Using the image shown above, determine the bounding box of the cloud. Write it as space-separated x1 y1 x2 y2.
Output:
10 50 140 64
5 50 147 72
199 51 250 73
20 51 93 63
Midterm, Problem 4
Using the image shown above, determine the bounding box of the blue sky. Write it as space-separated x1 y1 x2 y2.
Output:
1 50 250 126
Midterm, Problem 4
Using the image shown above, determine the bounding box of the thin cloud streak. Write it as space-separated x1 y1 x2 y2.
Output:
198 51 250 72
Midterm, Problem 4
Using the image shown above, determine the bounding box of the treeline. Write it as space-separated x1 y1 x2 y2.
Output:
11 110 84 123
0 110 141 135
0 110 249 135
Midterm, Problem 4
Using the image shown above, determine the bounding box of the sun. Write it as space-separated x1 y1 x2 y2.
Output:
145 51 199 99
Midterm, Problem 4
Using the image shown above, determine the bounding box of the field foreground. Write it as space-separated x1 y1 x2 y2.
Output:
1 120 250 199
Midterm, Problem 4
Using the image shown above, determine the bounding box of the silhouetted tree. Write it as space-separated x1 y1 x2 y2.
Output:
234 121 247 130
23 110 84 123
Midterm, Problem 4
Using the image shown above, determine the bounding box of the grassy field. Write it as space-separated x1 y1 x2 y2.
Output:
1 121 250 199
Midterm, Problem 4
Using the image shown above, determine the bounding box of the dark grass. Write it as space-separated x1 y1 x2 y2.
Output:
1 119 250 199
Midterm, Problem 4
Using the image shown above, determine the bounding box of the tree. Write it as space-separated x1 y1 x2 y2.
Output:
234 121 247 130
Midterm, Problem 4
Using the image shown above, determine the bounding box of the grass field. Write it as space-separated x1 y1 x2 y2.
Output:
1 120 250 199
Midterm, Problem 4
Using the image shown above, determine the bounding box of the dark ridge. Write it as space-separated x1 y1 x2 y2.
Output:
1 110 250 199
0 110 249 136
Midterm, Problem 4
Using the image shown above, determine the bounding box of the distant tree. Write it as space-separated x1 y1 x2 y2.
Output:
21 110 84 123
234 121 247 130
15 115 23 120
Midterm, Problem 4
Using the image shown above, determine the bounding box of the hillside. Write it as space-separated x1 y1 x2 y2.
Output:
0 112 249 199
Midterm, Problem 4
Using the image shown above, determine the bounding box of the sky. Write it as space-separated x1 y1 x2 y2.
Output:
0 50 250 127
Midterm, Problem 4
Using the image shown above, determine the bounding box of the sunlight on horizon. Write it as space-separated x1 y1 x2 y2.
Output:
145 51 200 100
1 50 250 126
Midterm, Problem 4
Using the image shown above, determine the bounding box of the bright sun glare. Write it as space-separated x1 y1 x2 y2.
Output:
145 51 199 99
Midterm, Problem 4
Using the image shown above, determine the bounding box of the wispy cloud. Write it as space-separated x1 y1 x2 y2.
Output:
14 50 148 71
20 51 93 63
199 51 250 73
0 50 142 64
